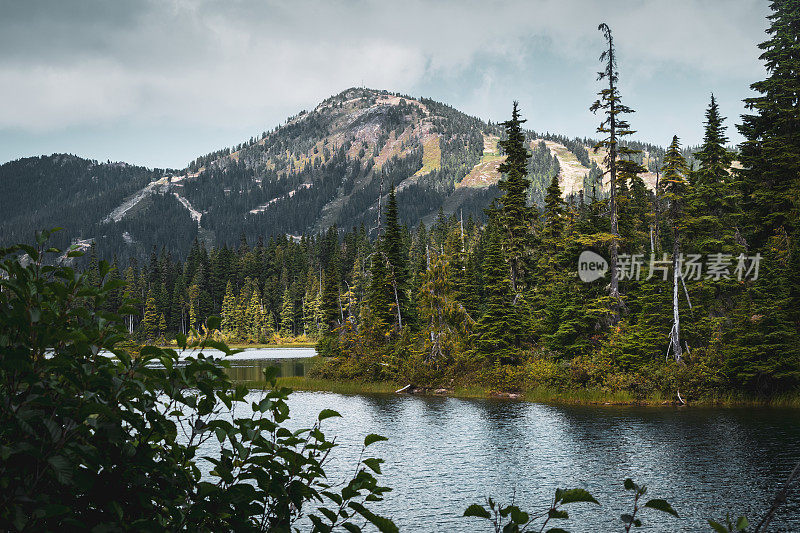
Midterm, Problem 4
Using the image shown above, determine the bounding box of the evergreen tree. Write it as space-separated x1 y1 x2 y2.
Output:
187 284 200 332
220 281 237 336
158 313 167 339
738 0 800 246
383 184 411 328
417 248 471 362
280 287 295 336
543 173 566 254
475 225 521 363
248 288 265 342
688 94 740 254
142 289 159 341
321 244 341 333
590 23 639 312
366 241 393 333
496 102 534 293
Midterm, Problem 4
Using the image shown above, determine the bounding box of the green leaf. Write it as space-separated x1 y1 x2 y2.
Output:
624 478 636 491
342 524 362 533
545 529 571 533
463 504 491 519
644 499 679 518
319 507 338 523
363 457 383 474
509 506 528 524
708 520 729 533
348 501 398 533
548 509 569 519
47 455 73 485
321 491 343 505
318 409 341 421
559 488 599 505
364 433 388 447
735 517 749 530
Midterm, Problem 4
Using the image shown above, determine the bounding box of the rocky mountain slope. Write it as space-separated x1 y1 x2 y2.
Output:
0 87 666 261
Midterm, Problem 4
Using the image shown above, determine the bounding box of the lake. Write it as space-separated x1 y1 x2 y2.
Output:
207 352 800 531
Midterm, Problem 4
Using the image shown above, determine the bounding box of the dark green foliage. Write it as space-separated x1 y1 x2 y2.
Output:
737 0 800 246
687 95 741 255
384 185 412 328
496 102 535 293
0 231 393 531
475 225 523 363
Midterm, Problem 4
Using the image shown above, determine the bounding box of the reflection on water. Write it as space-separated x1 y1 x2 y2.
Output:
225 357 315 382
182 346 316 360
197 390 800 532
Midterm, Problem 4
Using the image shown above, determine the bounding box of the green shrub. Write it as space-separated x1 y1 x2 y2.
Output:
0 231 396 532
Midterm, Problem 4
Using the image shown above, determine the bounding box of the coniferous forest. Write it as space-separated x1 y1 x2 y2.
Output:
89 7 800 403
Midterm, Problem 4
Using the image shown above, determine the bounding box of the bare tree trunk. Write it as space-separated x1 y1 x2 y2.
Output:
390 265 402 331
671 229 682 363
653 168 661 254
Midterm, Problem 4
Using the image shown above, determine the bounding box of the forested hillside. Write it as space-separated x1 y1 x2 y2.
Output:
1 88 671 264
95 4 800 404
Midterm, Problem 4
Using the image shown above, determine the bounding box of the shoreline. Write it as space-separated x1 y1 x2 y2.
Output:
274 376 800 408
159 342 317 349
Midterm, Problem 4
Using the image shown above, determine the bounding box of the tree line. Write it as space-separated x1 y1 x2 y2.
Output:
97 7 800 400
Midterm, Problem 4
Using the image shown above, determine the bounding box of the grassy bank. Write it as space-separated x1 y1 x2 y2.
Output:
268 375 800 407
159 341 317 349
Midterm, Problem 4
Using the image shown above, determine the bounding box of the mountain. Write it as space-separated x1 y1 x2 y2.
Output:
0 87 667 261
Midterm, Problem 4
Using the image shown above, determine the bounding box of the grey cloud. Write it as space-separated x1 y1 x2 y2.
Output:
0 0 772 158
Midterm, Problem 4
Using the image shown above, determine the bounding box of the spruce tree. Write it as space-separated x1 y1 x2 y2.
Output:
142 290 159 341
496 102 534 294
383 184 411 329
280 287 295 336
247 288 264 342
475 225 521 363
738 0 800 246
321 254 341 334
366 241 393 333
590 23 639 311
187 284 200 332
220 281 237 336
158 313 167 339
688 94 740 254
543 173 565 254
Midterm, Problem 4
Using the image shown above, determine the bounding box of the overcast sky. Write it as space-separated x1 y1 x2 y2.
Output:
0 0 771 169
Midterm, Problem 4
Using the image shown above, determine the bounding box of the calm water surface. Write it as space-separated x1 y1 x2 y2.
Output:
206 355 800 532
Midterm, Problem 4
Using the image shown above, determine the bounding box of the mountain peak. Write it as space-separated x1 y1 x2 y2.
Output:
1 89 630 261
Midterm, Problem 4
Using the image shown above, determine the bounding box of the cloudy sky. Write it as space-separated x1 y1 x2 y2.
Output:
1 0 770 169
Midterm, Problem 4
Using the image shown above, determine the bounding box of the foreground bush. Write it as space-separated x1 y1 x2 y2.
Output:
0 231 395 532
